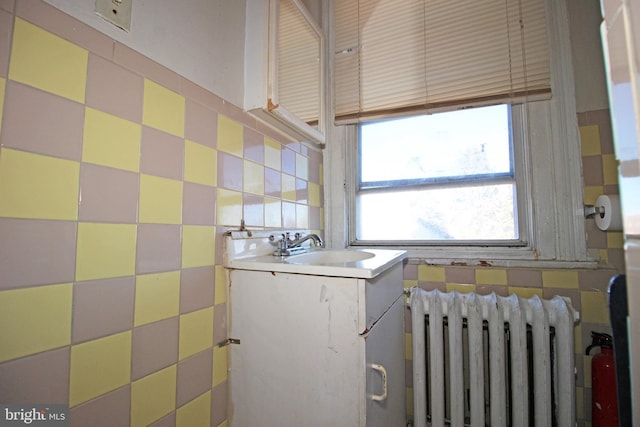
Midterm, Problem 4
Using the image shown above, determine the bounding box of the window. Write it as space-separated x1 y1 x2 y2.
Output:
357 104 520 243
328 0 590 263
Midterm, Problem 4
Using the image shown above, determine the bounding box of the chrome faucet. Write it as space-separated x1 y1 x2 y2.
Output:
269 232 324 256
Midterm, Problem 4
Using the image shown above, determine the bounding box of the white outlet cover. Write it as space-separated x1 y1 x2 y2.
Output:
95 0 132 32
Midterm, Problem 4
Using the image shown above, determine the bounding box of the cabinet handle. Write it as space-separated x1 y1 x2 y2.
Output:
369 363 388 402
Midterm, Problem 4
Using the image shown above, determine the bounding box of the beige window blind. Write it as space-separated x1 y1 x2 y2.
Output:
278 0 321 125
334 0 551 124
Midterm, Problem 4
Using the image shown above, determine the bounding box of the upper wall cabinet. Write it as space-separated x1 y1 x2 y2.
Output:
245 0 326 146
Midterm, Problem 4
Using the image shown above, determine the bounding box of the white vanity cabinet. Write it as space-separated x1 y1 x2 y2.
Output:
227 262 406 427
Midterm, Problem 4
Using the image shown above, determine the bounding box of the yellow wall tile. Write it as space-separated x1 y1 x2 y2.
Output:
139 174 183 224
264 137 281 170
143 79 185 137
542 270 579 288
581 291 610 324
295 153 308 180
296 204 309 229
281 173 296 201
309 182 321 207
69 331 132 407
579 125 601 156
134 271 181 327
264 197 282 228
0 283 72 362
404 279 418 289
214 265 227 305
507 286 543 298
184 140 217 186
243 160 264 195
9 18 87 103
216 189 242 226
602 154 619 185
131 365 177 427
406 388 414 418
404 333 412 360
598 249 609 264
0 77 5 134
418 265 445 283
179 306 214 360
76 223 137 281
83 107 141 172
607 231 624 249
182 225 216 268
0 149 79 220
212 345 227 386
217 115 243 157
476 268 507 285
217 421 229 427
446 283 477 293
583 185 604 205
176 391 211 427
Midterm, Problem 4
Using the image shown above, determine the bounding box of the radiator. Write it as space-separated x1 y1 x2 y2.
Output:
408 287 580 427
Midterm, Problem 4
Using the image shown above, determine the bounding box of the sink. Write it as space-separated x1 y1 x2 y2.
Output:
224 236 406 279
286 249 375 264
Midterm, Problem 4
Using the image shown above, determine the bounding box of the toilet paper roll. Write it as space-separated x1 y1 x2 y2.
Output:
595 194 623 231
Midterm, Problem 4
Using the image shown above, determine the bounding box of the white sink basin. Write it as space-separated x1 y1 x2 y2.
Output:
225 247 406 279
286 249 375 264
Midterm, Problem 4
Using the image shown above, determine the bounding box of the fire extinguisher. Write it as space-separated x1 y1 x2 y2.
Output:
585 331 618 427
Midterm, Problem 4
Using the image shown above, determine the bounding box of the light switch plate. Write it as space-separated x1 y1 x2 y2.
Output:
95 0 132 32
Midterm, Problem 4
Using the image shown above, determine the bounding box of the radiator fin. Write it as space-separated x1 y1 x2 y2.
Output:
408 287 579 427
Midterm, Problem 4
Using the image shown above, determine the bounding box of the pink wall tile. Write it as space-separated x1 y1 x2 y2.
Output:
69 386 130 427
296 178 308 204
86 54 144 123
182 182 216 226
506 269 543 288
243 127 264 164
211 382 227 427
2 81 85 160
582 155 605 185
309 206 321 229
72 277 135 344
0 0 14 12
281 148 296 175
0 9 12 77
176 348 212 407
0 347 70 404
113 42 179 93
131 317 179 380
179 266 215 314
185 99 217 149
136 224 182 274
444 267 476 284
217 152 242 191
16 0 113 59
0 219 76 289
307 149 322 184
264 167 281 197
179 77 223 112
140 127 184 180
282 201 296 229
79 164 139 223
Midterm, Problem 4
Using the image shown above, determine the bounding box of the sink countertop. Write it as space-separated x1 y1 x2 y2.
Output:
225 248 407 279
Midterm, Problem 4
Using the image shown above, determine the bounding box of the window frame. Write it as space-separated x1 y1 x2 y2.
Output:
328 0 592 265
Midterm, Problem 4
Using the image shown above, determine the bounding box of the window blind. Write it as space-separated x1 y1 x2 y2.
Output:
334 0 551 124
278 0 321 124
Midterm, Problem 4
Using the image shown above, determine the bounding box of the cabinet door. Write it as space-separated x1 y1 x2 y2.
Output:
365 296 406 426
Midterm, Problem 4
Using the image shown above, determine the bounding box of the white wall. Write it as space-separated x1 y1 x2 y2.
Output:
44 0 247 107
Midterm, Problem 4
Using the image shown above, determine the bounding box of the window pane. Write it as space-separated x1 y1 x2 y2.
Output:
360 105 512 183
356 184 517 240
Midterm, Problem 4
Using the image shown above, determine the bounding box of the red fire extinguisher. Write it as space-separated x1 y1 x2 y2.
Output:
585 331 618 427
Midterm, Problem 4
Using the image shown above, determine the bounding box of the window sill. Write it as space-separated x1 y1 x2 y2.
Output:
350 245 601 269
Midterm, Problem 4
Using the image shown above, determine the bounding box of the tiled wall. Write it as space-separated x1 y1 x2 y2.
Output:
402 109 624 427
0 1 323 426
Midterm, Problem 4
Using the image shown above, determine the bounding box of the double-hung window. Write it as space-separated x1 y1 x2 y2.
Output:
333 0 588 262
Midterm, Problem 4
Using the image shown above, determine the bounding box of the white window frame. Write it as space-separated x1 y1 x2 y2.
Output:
325 0 594 267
